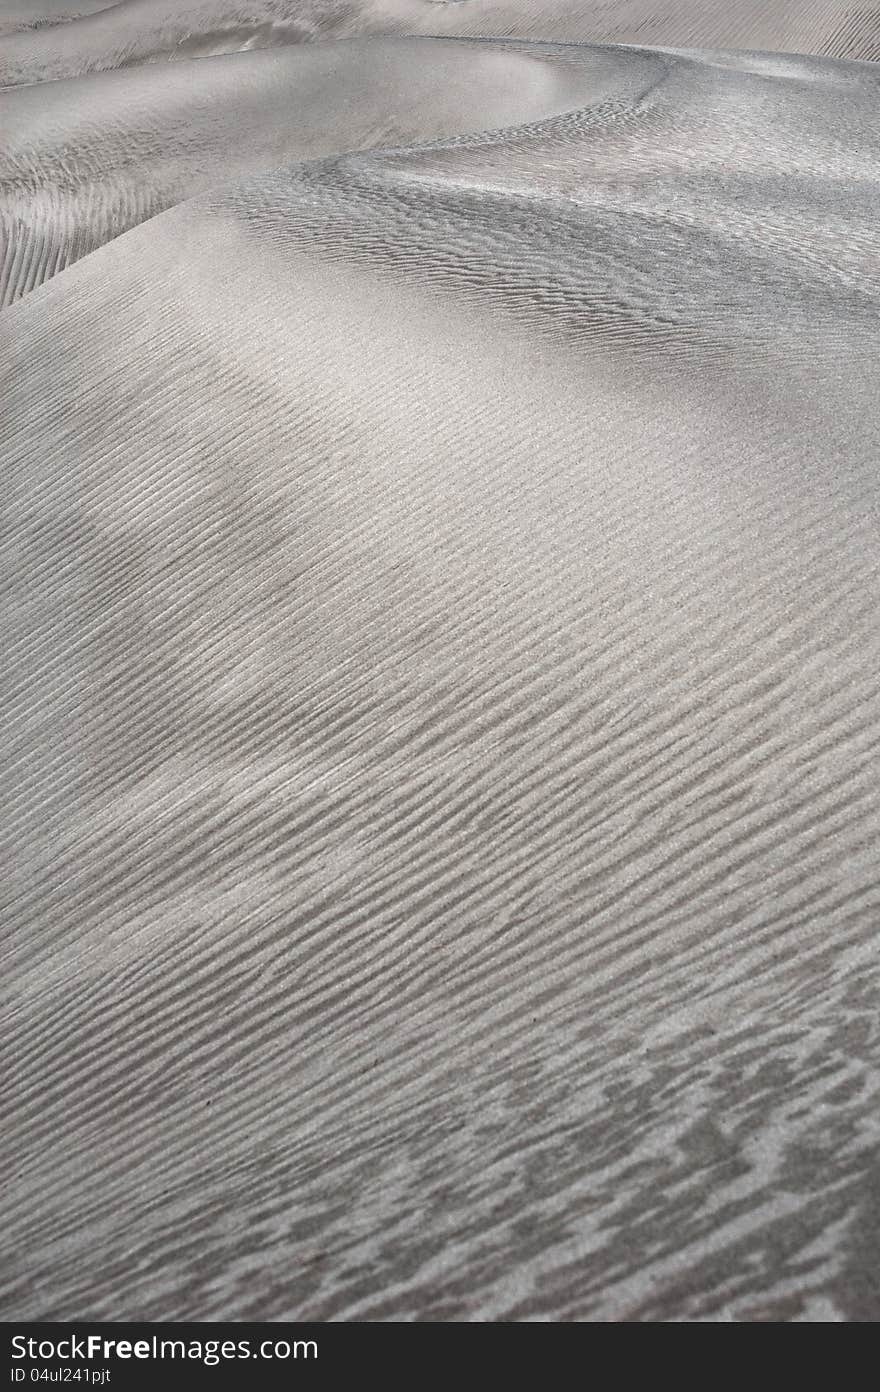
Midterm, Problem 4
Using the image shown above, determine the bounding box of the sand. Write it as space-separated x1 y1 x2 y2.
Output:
3 0 880 82
3 3 880 1322
0 39 650 305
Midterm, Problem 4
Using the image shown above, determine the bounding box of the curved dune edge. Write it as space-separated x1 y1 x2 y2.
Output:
4 26 880 1320
5 36 880 309
0 37 662 306
1 0 880 85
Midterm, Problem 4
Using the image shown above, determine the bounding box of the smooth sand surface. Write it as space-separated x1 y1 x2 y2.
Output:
3 4 880 1323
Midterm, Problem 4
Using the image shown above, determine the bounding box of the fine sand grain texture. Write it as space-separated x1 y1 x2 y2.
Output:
3 5 880 1323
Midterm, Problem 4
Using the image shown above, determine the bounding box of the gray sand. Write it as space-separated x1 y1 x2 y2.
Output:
2 0 880 83
0 39 644 305
3 6 880 1322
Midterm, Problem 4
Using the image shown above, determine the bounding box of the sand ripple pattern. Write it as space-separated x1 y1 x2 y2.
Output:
2 9 880 1323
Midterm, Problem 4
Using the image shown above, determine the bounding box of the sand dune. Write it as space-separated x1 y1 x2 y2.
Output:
3 0 880 84
0 38 652 305
3 2 880 1324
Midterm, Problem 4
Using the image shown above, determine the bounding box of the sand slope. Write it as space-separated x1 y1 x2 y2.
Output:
2 0 880 84
3 28 880 1320
0 38 652 305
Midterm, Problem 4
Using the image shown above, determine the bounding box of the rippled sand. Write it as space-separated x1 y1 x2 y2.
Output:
3 1 880 1322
